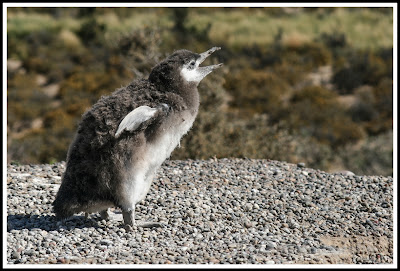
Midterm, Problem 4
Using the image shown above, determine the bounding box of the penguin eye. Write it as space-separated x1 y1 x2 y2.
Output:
189 61 196 68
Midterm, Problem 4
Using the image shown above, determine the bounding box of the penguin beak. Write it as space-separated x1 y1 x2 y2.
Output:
198 47 221 64
197 47 223 72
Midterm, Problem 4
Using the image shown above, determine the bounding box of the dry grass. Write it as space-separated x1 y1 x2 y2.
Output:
7 7 393 51
205 7 393 50
7 11 80 36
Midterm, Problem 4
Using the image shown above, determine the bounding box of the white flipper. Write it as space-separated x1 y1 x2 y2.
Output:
115 106 158 137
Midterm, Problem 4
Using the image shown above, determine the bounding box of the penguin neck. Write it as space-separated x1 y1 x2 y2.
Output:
176 82 200 115
152 79 200 115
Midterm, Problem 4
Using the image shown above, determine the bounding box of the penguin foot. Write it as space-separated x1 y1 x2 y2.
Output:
122 209 169 229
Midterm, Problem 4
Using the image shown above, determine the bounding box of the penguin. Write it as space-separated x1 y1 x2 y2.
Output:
52 47 223 228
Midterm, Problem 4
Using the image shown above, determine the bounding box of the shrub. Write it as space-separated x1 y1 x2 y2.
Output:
174 111 335 172
169 8 211 48
349 86 379 123
7 72 53 124
7 26 166 164
76 17 106 46
287 86 365 147
336 131 393 176
223 68 291 119
112 26 163 78
320 31 347 50
332 50 389 94
12 108 76 163
348 78 392 136
240 40 331 72
364 77 393 135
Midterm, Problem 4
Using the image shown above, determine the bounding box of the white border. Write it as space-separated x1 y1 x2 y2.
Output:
3 2 397 269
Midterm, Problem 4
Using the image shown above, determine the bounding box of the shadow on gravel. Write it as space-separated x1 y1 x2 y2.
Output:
7 214 105 231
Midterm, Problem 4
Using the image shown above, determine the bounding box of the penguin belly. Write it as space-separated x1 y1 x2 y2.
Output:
120 111 196 209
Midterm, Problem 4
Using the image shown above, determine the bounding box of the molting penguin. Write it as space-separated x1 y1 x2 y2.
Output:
52 47 223 228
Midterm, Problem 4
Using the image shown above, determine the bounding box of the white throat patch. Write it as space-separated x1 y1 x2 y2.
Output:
180 66 203 83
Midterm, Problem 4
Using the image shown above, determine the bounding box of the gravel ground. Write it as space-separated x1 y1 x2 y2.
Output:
6 158 393 265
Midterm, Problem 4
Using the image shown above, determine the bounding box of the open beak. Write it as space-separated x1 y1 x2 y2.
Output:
197 47 223 70
197 47 223 71
198 47 221 64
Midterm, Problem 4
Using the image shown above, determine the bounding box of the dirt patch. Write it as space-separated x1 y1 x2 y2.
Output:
298 235 392 264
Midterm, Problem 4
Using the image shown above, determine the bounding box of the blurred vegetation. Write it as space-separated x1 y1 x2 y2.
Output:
6 7 393 176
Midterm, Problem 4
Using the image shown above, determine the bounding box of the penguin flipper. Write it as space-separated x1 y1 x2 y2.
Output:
115 104 169 137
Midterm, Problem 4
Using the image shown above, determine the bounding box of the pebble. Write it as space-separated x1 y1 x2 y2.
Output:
5 159 393 265
297 163 306 168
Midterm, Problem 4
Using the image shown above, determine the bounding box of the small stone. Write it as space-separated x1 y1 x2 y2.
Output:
100 239 113 246
11 251 21 260
297 246 307 254
309 247 317 254
23 249 35 256
181 246 189 252
265 241 277 250
244 203 252 211
186 210 194 218
282 227 291 234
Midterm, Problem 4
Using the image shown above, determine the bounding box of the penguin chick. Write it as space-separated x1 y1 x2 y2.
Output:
52 47 223 228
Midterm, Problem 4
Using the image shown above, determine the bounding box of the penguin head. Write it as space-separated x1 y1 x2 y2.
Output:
149 47 223 90
178 47 223 84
